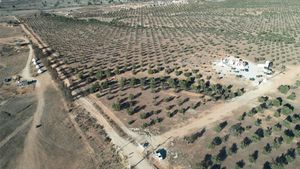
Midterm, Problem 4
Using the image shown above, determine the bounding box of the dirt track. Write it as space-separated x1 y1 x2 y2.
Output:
20 44 34 80
78 97 153 169
89 95 142 140
0 117 32 149
16 43 47 169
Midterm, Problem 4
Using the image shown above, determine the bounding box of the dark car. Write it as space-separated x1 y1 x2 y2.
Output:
36 124 42 128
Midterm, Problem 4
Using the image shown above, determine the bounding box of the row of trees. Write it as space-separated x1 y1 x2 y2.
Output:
90 76 244 102
33 45 73 102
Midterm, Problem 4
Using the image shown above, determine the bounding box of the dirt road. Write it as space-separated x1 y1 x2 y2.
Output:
16 44 48 169
78 98 153 169
20 44 34 80
89 95 142 140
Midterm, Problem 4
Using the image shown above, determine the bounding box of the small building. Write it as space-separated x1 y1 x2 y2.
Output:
32 58 38 64
154 148 167 160
214 56 275 87
258 60 273 70
37 66 47 74
264 61 273 70
220 56 249 71
37 69 44 74
32 60 41 65
32 58 40 63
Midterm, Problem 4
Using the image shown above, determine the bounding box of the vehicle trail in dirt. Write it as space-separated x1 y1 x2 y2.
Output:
78 98 153 169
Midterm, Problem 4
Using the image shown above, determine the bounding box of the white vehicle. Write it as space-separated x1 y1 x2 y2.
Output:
264 68 273 75
37 69 44 74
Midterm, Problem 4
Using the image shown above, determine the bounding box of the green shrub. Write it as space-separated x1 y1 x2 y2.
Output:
273 123 282 132
283 129 294 143
263 143 272 154
208 136 222 149
296 146 300 156
96 93 102 98
184 72 192 77
265 127 272 137
235 160 245 169
112 101 121 111
278 85 290 94
179 108 185 114
229 143 238 155
238 112 246 121
280 106 293 115
258 96 269 103
248 151 258 163
247 108 257 117
251 134 260 142
167 111 173 118
128 120 135 125
287 92 296 100
155 117 163 123
140 112 152 119
240 137 252 149
272 137 282 149
230 123 245 136
175 70 182 76
184 129 205 144
127 107 134 115
272 98 282 107
141 122 148 128
148 69 154 74
214 121 228 133
254 118 262 126
296 80 300 87
274 110 281 117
